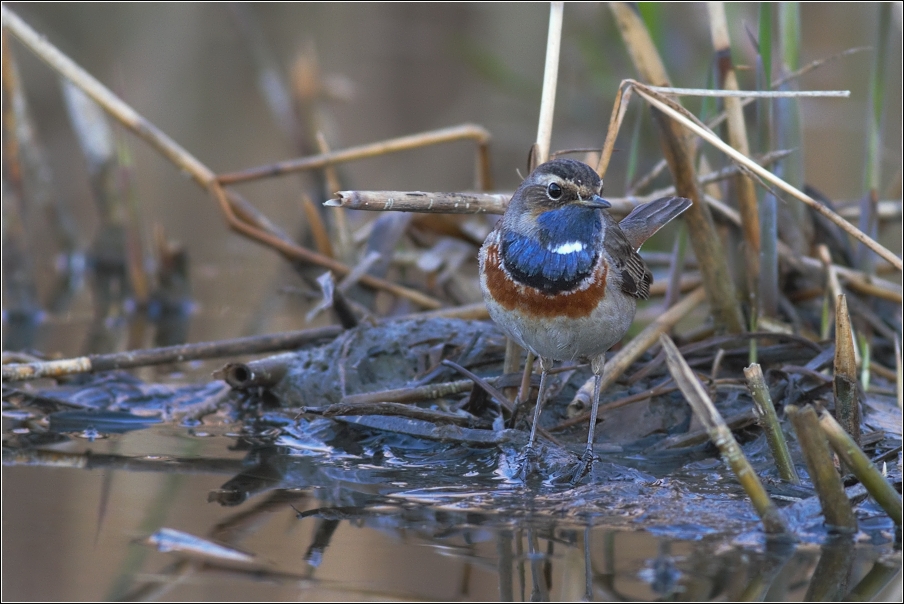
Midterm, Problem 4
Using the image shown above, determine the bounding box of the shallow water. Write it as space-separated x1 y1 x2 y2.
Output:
3 408 901 601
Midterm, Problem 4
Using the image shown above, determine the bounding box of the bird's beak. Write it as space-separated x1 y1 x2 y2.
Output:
577 195 611 209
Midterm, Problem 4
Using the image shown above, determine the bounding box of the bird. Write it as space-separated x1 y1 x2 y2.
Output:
478 158 691 482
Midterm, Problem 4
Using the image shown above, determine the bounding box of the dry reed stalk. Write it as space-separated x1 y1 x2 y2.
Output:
300 193 334 258
628 81 902 271
315 131 354 263
609 3 745 333
534 2 563 166
216 124 492 189
505 3 565 410
708 3 761 318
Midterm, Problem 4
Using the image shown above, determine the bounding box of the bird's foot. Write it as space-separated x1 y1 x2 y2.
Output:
514 446 540 482
570 448 596 485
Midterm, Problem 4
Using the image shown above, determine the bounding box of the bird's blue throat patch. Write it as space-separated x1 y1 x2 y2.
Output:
501 206 602 294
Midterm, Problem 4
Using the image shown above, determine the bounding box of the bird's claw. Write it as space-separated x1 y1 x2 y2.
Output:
515 446 540 481
570 449 596 485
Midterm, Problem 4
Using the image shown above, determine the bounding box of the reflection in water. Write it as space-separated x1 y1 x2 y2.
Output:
3 420 901 601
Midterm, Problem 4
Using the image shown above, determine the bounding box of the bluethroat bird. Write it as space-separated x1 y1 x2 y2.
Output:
479 158 691 482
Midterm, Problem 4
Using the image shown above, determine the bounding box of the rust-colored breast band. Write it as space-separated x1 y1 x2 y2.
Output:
484 242 607 319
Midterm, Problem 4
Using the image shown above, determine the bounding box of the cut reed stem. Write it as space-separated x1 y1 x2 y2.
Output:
786 404 858 533
744 363 800 484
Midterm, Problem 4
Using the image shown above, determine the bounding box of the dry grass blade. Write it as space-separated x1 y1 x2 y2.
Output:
818 410 902 526
833 294 861 446
744 363 800 484
596 80 633 179
659 334 788 534
786 404 858 533
629 81 902 271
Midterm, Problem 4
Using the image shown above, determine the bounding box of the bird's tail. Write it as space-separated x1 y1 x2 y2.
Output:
618 196 692 250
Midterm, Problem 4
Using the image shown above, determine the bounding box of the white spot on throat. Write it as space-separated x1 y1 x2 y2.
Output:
549 241 584 255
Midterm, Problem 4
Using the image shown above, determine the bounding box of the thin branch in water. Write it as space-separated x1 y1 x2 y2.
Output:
2 325 342 382
659 333 788 534
312 401 492 429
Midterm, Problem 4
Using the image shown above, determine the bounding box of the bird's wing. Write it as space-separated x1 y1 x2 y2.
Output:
617 196 692 250
603 223 652 300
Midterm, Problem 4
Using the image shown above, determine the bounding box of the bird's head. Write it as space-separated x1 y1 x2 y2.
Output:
503 159 610 239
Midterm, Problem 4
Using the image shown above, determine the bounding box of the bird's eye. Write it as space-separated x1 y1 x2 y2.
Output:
547 182 563 200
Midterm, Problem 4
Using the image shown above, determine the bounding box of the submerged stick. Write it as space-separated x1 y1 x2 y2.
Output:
314 401 492 429
743 364 800 484
660 334 788 534
339 380 474 405
786 404 857 533
818 409 902 526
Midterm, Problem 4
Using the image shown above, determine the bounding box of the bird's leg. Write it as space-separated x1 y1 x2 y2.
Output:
572 354 605 484
517 356 553 479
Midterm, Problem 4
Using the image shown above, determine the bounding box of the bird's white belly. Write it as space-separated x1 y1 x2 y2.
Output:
484 286 636 362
